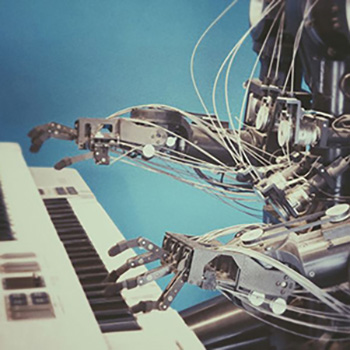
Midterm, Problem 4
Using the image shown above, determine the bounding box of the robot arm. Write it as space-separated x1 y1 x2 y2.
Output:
28 106 272 171
106 205 350 313
104 206 350 337
29 108 239 167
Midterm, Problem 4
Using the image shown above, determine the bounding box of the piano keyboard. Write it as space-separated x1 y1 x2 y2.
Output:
0 142 204 350
43 197 140 333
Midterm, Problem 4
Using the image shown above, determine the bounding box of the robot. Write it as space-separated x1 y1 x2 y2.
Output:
28 0 350 349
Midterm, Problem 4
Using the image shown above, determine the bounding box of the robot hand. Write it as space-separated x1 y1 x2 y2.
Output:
28 113 169 169
104 229 297 315
103 235 191 313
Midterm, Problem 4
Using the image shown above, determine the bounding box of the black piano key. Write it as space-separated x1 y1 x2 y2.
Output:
75 265 107 275
59 236 89 243
62 239 92 247
86 290 107 299
48 206 74 211
43 198 141 332
83 283 127 303
90 298 128 311
46 209 75 215
94 309 133 320
85 292 126 305
55 228 87 235
78 272 108 284
55 224 85 231
49 211 77 218
68 251 100 259
51 219 83 226
64 245 98 254
83 283 111 292
100 320 140 333
42 198 65 204
58 234 89 241
71 257 104 267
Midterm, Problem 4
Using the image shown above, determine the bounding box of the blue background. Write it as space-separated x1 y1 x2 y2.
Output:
0 0 258 310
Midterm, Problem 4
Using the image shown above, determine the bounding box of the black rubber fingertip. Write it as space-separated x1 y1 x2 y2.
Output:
105 271 118 283
54 157 72 170
108 246 121 256
27 128 41 138
54 161 66 170
30 144 41 153
131 303 144 314
104 283 122 297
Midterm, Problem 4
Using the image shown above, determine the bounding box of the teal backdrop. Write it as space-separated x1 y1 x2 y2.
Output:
0 0 259 310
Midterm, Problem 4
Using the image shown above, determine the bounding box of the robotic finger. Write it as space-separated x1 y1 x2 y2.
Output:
54 152 94 170
28 122 77 152
105 251 167 283
108 236 165 257
105 264 172 296
130 270 188 313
